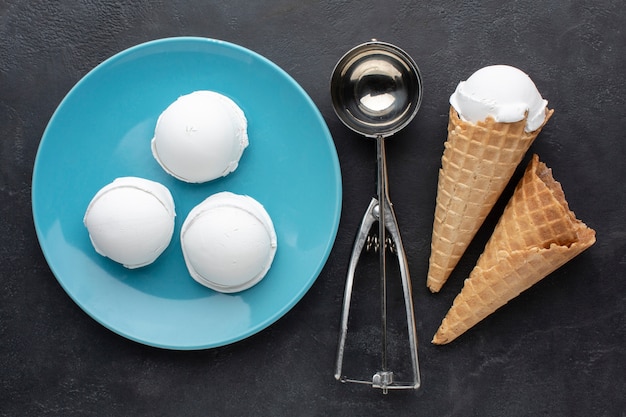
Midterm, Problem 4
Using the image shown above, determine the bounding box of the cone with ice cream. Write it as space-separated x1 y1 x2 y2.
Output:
432 154 596 344
427 65 554 292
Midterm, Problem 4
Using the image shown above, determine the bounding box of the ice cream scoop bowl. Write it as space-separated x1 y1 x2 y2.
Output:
330 40 422 392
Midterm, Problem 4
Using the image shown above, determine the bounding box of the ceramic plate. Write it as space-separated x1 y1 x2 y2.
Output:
32 37 342 349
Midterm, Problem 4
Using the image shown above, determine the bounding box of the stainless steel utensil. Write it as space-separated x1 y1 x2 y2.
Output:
330 40 422 393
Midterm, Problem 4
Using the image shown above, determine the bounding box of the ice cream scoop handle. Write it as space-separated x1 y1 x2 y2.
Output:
381 198 421 389
334 197 378 381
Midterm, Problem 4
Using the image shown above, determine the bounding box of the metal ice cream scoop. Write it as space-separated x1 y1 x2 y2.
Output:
330 40 423 393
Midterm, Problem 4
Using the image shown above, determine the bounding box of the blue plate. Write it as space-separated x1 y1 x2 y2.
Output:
32 37 342 349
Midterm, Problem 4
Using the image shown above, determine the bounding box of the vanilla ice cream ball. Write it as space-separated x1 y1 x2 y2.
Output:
450 65 549 132
181 192 277 293
83 177 176 268
151 90 248 183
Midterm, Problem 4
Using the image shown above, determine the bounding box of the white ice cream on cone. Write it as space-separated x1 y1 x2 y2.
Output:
427 65 553 292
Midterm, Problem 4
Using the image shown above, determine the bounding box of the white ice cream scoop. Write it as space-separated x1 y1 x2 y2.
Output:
151 90 249 183
180 192 277 293
83 177 176 268
449 65 548 132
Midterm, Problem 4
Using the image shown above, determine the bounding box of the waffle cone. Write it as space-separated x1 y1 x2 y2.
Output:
432 154 596 344
427 106 554 292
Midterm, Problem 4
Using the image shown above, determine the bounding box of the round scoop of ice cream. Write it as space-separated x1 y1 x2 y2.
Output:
181 192 277 293
449 65 548 132
83 177 176 268
151 90 249 183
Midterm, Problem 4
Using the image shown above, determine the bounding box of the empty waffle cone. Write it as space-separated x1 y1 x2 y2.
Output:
427 107 554 293
432 154 596 345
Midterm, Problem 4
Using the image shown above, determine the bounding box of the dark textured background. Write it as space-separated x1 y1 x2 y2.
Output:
2 1 625 416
